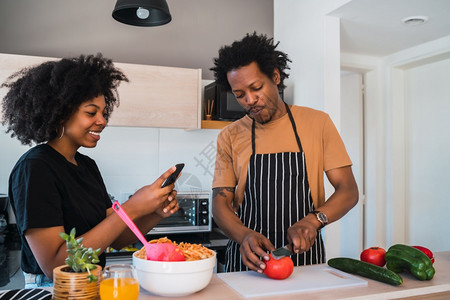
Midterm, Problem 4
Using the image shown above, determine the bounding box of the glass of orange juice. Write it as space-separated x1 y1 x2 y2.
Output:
100 264 139 300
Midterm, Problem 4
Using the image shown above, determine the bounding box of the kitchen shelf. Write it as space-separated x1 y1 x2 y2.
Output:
201 120 233 129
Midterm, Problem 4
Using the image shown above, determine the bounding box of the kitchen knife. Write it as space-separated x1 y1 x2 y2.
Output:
271 245 294 259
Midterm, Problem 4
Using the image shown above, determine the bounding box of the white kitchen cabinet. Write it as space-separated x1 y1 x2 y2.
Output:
0 53 201 129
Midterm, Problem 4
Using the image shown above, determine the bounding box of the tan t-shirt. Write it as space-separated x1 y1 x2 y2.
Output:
212 105 352 210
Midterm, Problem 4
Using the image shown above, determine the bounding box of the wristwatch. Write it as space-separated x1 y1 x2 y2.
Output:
311 210 328 230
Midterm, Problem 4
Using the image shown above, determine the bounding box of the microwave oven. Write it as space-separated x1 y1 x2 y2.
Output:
204 81 246 121
204 81 284 121
147 191 211 235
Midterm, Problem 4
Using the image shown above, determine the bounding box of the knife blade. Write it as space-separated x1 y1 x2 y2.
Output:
271 245 294 260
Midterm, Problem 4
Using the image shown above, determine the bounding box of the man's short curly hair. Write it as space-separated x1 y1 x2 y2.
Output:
210 32 291 91
1 53 128 145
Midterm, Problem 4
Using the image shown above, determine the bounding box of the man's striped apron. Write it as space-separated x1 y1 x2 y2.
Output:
225 103 325 272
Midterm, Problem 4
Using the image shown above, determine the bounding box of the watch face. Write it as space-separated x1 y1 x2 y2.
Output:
314 211 327 225
318 212 328 224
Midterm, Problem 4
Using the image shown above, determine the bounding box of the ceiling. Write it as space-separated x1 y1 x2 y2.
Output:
0 0 273 80
329 0 450 56
0 0 448 80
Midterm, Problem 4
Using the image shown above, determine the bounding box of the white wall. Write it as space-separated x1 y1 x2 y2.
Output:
404 58 450 251
80 127 221 201
383 36 450 250
340 72 364 258
274 0 350 110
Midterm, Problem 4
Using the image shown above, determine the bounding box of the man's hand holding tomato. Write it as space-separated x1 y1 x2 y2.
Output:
239 230 275 273
238 217 320 274
238 231 295 280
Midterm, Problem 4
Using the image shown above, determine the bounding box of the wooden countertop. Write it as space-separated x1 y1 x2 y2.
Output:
2 251 448 299
138 251 450 300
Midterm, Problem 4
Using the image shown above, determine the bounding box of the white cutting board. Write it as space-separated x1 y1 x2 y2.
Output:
217 264 368 298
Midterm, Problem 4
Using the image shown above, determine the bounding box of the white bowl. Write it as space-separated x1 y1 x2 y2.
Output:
132 251 216 297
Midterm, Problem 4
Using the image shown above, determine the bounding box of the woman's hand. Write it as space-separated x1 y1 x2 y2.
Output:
239 231 275 273
154 190 179 218
125 166 179 218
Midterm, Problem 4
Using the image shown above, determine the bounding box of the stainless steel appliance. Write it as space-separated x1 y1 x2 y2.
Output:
147 191 211 235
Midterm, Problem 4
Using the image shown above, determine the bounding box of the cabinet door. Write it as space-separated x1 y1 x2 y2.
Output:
111 62 201 129
0 53 201 129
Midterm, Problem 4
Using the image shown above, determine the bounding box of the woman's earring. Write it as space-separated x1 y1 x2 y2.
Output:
59 126 65 139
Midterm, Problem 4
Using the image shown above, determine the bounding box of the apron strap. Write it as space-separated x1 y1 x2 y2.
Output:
252 119 256 155
285 102 303 153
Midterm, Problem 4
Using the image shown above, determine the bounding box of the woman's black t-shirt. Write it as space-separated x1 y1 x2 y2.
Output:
8 144 111 274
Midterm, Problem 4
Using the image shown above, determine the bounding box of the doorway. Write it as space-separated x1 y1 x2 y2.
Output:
392 57 450 251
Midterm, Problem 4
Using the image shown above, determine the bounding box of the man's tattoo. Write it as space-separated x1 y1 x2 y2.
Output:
212 187 235 198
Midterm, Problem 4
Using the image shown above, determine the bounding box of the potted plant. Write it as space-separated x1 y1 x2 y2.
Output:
53 228 102 300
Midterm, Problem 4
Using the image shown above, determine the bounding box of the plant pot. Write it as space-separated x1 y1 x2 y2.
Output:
53 264 102 300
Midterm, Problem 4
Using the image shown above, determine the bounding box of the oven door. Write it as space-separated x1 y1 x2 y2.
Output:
148 192 211 234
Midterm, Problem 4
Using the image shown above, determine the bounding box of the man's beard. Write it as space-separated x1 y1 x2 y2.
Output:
246 108 273 124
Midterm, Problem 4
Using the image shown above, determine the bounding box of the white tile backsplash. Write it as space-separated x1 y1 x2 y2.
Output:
158 128 220 194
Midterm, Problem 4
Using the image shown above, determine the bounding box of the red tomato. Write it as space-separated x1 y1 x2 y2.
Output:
360 247 386 267
264 254 294 280
412 245 435 264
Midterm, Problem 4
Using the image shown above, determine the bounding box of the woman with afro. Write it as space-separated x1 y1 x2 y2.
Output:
1 54 181 287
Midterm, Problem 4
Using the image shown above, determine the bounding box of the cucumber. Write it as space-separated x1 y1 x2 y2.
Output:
328 257 403 286
385 248 426 272
388 244 433 268
385 244 435 280
386 261 404 273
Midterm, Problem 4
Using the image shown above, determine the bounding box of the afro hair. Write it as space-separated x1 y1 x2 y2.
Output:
210 32 291 91
1 53 128 145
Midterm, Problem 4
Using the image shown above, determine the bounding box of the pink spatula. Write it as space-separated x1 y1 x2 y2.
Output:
112 201 185 261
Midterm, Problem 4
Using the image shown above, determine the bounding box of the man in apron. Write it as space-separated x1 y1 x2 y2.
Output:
211 33 359 273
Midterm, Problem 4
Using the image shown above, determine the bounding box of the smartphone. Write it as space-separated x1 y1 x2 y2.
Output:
161 163 185 187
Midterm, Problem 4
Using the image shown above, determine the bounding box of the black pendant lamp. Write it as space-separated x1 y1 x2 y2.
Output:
112 0 171 27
